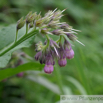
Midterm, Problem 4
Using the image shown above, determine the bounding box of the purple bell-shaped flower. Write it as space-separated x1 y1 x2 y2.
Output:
58 44 67 67
44 53 54 74
65 46 74 59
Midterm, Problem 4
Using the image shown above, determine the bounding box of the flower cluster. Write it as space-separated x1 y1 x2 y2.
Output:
16 9 83 74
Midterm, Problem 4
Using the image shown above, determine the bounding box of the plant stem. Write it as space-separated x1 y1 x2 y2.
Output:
0 29 38 56
26 23 28 34
56 35 62 43
45 34 50 47
15 30 18 43
43 34 50 52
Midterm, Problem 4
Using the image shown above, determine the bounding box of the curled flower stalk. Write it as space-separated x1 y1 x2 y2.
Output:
0 9 84 74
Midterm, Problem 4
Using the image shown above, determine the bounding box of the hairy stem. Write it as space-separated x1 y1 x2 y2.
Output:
42 34 50 52
0 29 38 56
26 23 28 34
56 35 62 43
15 30 18 43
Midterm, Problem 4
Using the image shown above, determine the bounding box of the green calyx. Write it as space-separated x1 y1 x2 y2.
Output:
17 17 25 30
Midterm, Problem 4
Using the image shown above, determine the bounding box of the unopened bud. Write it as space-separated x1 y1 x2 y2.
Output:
29 22 34 28
40 28 49 35
51 10 64 21
48 21 59 28
60 23 69 31
35 51 42 61
51 29 64 35
65 47 74 59
17 17 25 30
58 58 67 67
26 12 36 23
35 19 44 27
66 33 77 41
44 64 54 74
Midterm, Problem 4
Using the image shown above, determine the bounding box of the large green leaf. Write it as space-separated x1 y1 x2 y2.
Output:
0 62 44 81
0 24 24 50
0 24 38 68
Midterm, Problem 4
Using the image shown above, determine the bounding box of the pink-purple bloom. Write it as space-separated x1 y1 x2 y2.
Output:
44 64 54 74
65 47 74 59
58 58 67 67
64 40 74 59
58 44 67 67
35 51 42 61
44 53 54 74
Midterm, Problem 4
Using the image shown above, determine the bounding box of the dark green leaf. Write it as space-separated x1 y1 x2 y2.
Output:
0 24 38 68
0 62 44 81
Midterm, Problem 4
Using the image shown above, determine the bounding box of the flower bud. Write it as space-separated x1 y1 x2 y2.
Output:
51 10 64 21
58 58 67 67
35 19 44 27
42 52 54 74
66 33 77 41
58 44 67 67
35 41 44 51
17 17 25 30
51 29 64 35
45 10 54 17
39 54 46 64
29 22 34 28
48 21 59 28
17 72 24 77
65 47 74 59
44 64 54 74
60 23 69 31
26 12 36 23
35 51 42 61
40 28 49 35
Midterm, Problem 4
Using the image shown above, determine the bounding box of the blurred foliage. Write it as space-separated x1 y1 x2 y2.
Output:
0 0 103 103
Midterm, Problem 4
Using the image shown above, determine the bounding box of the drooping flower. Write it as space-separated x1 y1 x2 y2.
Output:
58 44 67 67
58 58 67 67
64 40 74 59
44 52 54 74
65 46 74 59
35 51 42 61
44 65 54 74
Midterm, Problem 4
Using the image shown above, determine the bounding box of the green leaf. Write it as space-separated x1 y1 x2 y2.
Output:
0 62 44 81
0 24 23 50
0 24 38 68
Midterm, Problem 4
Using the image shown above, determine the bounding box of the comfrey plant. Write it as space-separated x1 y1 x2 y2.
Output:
0 9 84 75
